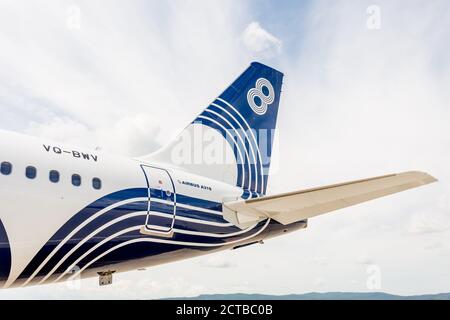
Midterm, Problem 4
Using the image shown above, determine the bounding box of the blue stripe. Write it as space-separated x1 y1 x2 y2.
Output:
150 201 227 223
0 219 11 282
203 107 259 193
37 211 246 280
49 188 148 242
176 194 222 212
193 117 246 189
52 219 268 282
149 188 224 213
242 189 251 199
17 188 148 279
150 202 174 215
212 99 264 194
17 188 244 283
36 214 259 282
34 201 148 277
149 188 174 202
176 206 227 223
74 201 147 240
204 107 251 168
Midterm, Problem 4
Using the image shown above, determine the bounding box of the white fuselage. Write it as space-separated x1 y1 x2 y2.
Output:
0 129 305 288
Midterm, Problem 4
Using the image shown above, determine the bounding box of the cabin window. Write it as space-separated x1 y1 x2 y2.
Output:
26 166 37 179
72 174 81 187
0 162 12 175
92 177 102 190
49 170 60 183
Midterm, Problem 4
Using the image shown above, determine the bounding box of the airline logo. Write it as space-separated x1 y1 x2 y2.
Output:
247 78 275 115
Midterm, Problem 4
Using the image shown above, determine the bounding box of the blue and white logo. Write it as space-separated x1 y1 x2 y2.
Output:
247 78 275 115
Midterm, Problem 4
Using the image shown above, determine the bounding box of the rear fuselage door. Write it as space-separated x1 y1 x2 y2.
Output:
141 165 176 237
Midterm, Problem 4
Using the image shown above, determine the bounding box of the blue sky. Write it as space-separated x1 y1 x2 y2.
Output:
0 0 449 299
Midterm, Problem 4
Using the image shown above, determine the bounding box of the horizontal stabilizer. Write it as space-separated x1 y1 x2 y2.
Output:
223 171 437 228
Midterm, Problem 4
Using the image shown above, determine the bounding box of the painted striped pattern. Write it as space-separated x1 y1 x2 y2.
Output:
194 98 269 197
16 188 269 286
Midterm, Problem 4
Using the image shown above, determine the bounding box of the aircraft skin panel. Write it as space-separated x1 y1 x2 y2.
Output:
0 128 278 288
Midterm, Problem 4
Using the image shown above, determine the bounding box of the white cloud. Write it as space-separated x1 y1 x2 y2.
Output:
0 0 252 154
308 256 329 266
356 254 375 266
0 273 209 300
27 113 161 157
28 117 92 149
407 213 450 235
313 277 325 287
241 22 282 58
424 242 444 251
406 194 450 235
199 254 237 269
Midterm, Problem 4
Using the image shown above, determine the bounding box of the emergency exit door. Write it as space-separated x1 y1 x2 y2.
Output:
141 165 176 236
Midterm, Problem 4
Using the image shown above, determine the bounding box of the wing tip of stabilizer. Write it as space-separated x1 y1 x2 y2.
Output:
402 171 438 185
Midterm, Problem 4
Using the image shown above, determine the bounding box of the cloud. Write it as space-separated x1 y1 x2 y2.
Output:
407 213 450 235
27 113 161 157
356 254 375 266
313 277 325 287
308 256 329 266
0 0 252 155
199 255 237 269
28 117 92 148
241 22 282 58
406 194 450 235
0 275 208 300
424 242 444 251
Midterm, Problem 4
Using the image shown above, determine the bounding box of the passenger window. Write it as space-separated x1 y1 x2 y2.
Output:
26 166 37 179
49 170 60 183
0 162 12 175
92 178 102 190
72 174 81 187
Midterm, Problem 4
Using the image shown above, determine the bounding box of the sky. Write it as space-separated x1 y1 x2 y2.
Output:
0 0 449 299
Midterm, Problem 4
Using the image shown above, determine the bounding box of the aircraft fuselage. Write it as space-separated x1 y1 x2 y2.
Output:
0 129 306 288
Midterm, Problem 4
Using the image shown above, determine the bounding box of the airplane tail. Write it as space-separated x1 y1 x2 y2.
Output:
142 62 284 198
